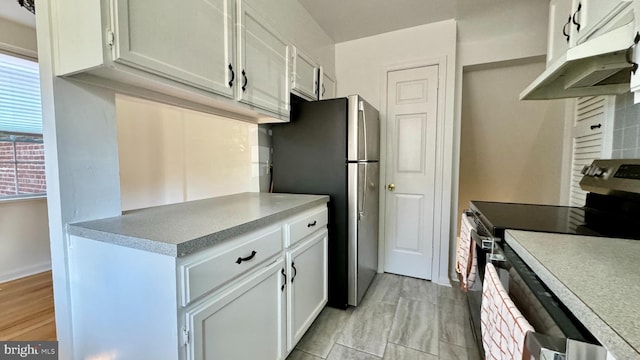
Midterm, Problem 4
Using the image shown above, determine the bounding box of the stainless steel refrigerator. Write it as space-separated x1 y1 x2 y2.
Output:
271 95 379 308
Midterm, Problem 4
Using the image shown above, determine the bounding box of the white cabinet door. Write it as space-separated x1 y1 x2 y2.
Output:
547 0 575 65
186 259 286 360
291 47 319 101
573 0 631 44
631 0 640 98
319 68 336 100
237 3 290 117
286 230 328 351
113 0 235 98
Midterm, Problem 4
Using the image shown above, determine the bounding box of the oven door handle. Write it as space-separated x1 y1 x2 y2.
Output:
525 332 567 360
470 229 498 251
525 327 607 360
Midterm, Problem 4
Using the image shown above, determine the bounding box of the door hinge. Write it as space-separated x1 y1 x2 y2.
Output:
106 30 115 47
182 328 190 346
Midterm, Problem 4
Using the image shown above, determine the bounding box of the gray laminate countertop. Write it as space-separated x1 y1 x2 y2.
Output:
505 230 640 360
68 192 329 257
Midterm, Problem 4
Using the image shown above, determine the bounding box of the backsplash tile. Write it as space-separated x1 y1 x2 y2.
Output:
612 92 640 159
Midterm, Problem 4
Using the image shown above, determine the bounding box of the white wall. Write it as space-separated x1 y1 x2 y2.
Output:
336 20 456 109
0 198 51 282
116 95 260 211
457 1 549 67
0 16 37 59
449 1 564 280
335 20 457 286
0 17 51 282
458 61 565 216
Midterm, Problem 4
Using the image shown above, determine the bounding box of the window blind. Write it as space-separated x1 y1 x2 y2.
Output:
0 52 42 135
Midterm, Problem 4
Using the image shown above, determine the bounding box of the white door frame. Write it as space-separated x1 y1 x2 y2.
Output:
378 56 450 285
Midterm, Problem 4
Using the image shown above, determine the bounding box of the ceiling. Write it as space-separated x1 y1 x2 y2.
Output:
0 0 35 28
298 0 542 43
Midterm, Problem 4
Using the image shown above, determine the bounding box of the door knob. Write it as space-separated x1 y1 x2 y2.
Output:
387 183 395 191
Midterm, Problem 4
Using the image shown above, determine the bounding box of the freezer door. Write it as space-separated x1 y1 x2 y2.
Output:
347 95 380 162
347 162 379 306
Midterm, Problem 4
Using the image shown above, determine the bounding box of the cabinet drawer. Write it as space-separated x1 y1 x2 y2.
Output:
286 206 328 247
185 259 286 360
180 226 283 306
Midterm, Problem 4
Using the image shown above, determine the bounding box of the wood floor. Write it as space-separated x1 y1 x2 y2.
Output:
0 271 56 341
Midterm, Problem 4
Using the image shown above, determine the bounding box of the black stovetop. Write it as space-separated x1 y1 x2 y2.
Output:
470 199 640 240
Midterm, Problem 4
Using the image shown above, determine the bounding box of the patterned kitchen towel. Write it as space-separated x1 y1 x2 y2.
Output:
456 212 478 291
481 263 535 360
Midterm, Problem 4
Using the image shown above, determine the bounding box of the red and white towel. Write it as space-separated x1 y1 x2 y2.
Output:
456 213 477 291
481 263 535 360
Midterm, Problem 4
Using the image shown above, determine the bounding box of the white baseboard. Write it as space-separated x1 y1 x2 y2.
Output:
436 275 453 287
0 261 52 283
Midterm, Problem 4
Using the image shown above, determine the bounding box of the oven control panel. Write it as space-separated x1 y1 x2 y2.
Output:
613 164 640 180
580 159 640 196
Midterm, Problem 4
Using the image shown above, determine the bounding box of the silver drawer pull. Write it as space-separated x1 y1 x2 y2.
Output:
235 250 257 264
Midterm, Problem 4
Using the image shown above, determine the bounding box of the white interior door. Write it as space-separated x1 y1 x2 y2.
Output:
384 65 439 280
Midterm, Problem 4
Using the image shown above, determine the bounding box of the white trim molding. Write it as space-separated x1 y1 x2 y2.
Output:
0 261 51 283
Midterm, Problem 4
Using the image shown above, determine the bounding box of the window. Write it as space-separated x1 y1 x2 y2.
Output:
0 52 45 198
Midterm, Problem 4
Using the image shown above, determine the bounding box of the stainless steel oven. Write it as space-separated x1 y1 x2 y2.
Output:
465 159 640 359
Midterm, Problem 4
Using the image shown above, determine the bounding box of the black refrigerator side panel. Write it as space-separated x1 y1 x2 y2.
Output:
271 98 349 309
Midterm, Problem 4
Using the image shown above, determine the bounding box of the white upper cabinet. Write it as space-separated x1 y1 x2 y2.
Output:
522 0 634 100
291 46 319 101
547 0 575 65
573 0 633 45
630 0 640 97
113 0 235 98
51 0 334 123
319 67 336 100
546 0 632 66
237 3 290 117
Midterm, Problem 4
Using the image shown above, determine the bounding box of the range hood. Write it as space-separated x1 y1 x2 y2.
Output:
521 22 634 100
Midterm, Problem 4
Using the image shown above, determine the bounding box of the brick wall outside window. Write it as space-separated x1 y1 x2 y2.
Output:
0 138 46 196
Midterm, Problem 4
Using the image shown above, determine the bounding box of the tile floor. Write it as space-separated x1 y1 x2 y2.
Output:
287 273 482 360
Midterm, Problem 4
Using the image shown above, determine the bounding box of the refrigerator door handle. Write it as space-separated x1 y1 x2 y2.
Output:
359 101 368 161
359 163 367 220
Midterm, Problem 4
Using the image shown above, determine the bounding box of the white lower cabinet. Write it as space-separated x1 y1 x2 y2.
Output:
68 204 328 360
185 259 286 360
286 230 329 351
181 205 328 360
